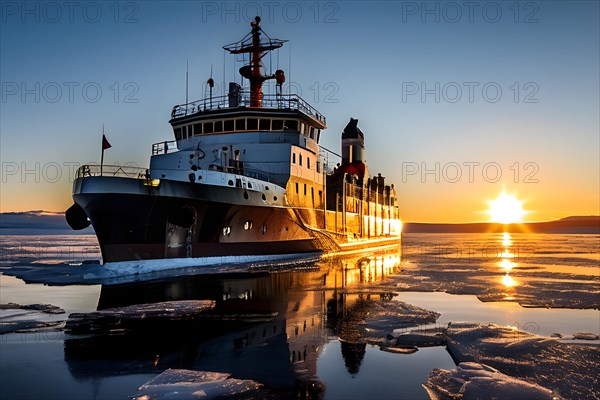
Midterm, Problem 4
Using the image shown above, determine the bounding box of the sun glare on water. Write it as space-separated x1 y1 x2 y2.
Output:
487 192 526 224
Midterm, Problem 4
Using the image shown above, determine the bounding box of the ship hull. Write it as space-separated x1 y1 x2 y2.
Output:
72 176 400 263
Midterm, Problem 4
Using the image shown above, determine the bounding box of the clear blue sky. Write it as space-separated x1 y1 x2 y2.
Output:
1 1 598 222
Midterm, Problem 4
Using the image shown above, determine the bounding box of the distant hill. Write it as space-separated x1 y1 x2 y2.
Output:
0 211 94 235
403 216 600 234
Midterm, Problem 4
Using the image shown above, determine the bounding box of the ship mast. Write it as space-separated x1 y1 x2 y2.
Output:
223 16 287 107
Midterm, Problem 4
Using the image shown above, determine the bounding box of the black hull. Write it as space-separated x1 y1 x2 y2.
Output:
72 176 400 263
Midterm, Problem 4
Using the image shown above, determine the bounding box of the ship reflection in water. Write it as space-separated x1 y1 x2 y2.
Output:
64 251 414 398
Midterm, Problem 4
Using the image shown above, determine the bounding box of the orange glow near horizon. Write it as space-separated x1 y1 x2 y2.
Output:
487 192 527 224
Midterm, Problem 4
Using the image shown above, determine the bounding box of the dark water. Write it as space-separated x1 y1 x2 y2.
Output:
1 233 598 399
0 242 455 399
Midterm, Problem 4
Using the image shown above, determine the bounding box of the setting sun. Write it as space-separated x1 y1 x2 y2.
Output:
487 192 526 224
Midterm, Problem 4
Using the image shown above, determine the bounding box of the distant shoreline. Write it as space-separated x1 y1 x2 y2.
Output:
1 212 598 235
403 216 600 234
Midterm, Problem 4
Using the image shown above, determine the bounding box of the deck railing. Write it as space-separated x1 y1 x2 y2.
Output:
76 164 148 179
152 140 179 155
171 92 326 125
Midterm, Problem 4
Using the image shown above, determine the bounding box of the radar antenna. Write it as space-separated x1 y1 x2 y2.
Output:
223 16 287 107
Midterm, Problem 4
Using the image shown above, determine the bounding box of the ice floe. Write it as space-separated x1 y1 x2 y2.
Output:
442 323 600 399
0 302 66 334
3 253 322 286
423 362 560 400
133 369 271 399
65 300 215 334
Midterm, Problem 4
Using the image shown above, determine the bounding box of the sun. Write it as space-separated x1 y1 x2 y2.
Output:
487 192 526 224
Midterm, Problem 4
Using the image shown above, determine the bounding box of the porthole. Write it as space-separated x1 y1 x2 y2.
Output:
265 186 269 191
243 191 249 199
262 193 267 201
223 226 231 236
244 220 253 230
261 224 267 235
273 196 277 201
228 180 234 186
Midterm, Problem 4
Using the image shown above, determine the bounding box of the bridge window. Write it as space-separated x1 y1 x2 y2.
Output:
203 122 213 134
224 119 234 132
309 127 315 139
236 119 245 131
247 118 258 130
284 120 298 131
272 119 284 130
214 120 223 133
193 123 202 135
174 127 182 140
259 119 270 131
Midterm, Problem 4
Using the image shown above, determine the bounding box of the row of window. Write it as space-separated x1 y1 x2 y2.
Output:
292 152 321 173
294 182 323 199
175 118 321 141
223 220 268 236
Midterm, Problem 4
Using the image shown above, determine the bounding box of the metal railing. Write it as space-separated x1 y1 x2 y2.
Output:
152 140 179 155
171 92 326 125
76 164 148 179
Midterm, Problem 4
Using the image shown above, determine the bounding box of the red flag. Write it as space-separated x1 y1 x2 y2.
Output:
102 134 112 150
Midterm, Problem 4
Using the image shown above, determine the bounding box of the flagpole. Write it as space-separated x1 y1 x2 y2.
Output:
100 125 105 176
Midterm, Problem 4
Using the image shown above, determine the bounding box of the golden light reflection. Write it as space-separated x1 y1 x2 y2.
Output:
502 232 512 247
502 273 517 287
499 259 516 271
500 250 514 259
498 232 519 289
487 191 526 224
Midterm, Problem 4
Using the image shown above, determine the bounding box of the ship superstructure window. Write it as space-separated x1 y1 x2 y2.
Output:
299 154 302 166
214 120 223 133
284 120 298 131
247 118 258 130
236 119 245 131
244 220 253 230
292 153 296 164
307 158 310 169
259 119 270 130
224 119 234 131
316 161 320 173
174 127 182 140
295 182 299 194
193 123 202 135
304 184 307 195
204 122 213 134
272 119 283 130
309 127 315 139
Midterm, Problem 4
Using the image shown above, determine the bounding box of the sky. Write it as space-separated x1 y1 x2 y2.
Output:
1 1 598 223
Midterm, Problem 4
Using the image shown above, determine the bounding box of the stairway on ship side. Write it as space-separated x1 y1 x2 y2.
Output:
291 208 341 253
